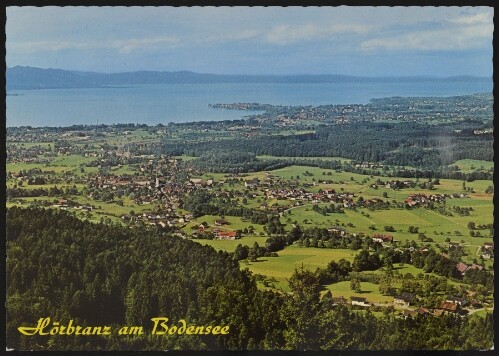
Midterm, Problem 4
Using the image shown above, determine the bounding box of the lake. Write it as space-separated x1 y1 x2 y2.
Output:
6 80 492 127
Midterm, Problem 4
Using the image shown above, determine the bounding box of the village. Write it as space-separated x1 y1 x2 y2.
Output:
6 117 494 322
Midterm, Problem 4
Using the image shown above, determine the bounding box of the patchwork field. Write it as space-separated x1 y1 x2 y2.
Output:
8 146 494 299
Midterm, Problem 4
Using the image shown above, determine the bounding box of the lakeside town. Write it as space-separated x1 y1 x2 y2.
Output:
6 94 494 321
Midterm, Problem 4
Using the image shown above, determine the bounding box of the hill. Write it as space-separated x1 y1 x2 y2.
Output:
7 66 491 90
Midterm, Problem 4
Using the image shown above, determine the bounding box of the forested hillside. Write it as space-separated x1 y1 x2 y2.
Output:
6 208 493 350
162 121 493 176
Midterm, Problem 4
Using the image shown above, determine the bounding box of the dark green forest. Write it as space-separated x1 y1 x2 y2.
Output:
161 121 493 179
6 207 493 351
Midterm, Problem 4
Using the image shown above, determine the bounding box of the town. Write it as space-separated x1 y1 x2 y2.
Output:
6 93 494 321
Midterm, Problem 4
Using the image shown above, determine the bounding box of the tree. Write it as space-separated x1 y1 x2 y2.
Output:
283 266 322 350
408 226 419 234
234 244 249 261
248 242 260 262
379 273 393 296
350 276 361 293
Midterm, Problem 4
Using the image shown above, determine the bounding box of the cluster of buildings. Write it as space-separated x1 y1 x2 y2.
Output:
404 192 470 208
370 179 414 190
52 198 93 212
404 193 447 207
195 220 239 240
455 262 485 276
121 211 192 229
345 292 481 318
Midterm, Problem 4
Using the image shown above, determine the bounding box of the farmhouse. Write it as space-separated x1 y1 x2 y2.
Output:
455 262 484 276
445 296 467 306
215 219 230 226
394 292 414 307
350 297 370 307
197 222 209 233
455 262 469 276
439 301 460 313
415 307 431 317
213 229 238 240
327 226 346 236
372 234 393 244
332 296 349 305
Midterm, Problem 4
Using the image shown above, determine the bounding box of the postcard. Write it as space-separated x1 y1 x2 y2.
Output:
5 6 494 351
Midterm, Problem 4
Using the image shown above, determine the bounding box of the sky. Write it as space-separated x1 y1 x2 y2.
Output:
6 6 494 77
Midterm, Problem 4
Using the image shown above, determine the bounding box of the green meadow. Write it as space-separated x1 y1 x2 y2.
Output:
451 159 494 173
195 235 269 252
325 281 394 304
239 246 357 292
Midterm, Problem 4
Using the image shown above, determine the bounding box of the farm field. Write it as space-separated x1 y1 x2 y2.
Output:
240 246 357 291
325 281 394 304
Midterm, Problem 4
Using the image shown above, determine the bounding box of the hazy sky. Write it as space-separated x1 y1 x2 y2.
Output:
6 6 493 76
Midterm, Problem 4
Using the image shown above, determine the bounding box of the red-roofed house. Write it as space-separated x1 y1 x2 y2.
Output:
456 262 469 275
215 230 237 240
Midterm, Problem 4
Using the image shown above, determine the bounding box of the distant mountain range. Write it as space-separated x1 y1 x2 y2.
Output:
6 66 491 90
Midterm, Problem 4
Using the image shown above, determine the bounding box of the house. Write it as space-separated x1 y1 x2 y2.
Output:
198 222 209 233
215 219 229 226
455 262 469 276
189 178 203 186
415 307 431 317
433 309 445 317
482 243 494 259
351 297 370 307
445 296 467 306
456 262 484 276
327 226 343 232
372 234 394 244
467 263 484 272
394 292 414 307
439 301 459 313
244 178 260 188
482 250 494 259
332 296 349 305
217 230 237 240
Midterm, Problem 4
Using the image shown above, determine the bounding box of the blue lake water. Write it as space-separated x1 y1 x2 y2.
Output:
6 80 492 127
